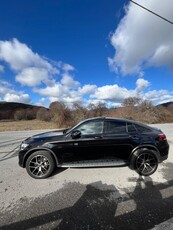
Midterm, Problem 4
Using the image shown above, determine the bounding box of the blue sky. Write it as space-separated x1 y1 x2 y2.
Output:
0 0 173 107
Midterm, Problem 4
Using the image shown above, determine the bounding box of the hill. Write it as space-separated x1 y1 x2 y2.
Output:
158 101 173 109
0 101 44 120
0 101 34 111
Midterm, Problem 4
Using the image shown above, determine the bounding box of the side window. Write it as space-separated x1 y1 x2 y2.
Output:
105 121 127 134
127 123 137 132
134 124 151 132
76 121 103 135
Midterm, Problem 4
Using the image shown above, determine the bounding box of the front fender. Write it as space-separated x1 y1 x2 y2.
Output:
23 147 59 167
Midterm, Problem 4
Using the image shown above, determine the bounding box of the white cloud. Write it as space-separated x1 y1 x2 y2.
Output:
61 74 80 88
0 39 56 72
62 63 75 72
3 92 31 104
89 78 173 105
145 89 173 103
35 83 68 97
0 38 57 72
38 97 46 104
91 84 134 102
0 38 58 87
136 78 150 96
16 67 50 87
109 0 173 75
0 80 14 95
49 95 82 105
0 38 84 105
78 85 97 95
0 79 31 104
35 76 173 106
35 83 83 105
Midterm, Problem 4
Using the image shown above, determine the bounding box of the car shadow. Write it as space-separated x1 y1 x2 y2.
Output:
51 167 68 176
1 163 173 230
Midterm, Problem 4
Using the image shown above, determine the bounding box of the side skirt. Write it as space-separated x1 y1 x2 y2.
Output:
58 158 128 168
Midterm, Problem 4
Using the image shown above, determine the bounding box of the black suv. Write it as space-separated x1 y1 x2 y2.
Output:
18 117 169 179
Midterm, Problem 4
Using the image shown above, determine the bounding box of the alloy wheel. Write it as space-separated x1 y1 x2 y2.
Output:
28 155 50 177
136 152 158 176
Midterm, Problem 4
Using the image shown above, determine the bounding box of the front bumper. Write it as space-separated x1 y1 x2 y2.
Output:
18 150 26 168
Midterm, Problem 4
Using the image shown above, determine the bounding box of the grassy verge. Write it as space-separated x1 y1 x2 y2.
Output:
0 120 57 132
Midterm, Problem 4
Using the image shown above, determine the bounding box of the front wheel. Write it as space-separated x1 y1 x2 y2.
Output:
131 150 158 176
26 151 55 179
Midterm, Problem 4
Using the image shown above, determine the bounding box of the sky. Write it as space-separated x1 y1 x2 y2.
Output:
0 0 173 108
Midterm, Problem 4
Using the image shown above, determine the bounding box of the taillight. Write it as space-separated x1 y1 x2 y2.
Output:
159 134 167 140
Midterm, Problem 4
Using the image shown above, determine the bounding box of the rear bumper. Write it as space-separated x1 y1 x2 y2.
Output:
158 143 169 162
159 154 168 163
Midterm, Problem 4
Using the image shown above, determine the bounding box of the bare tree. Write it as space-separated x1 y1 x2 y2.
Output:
122 97 141 107
49 101 72 128
72 103 89 124
37 108 51 121
87 102 107 117
14 110 26 120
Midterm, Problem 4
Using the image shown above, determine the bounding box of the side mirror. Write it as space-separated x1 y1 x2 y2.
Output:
71 130 81 139
63 128 69 134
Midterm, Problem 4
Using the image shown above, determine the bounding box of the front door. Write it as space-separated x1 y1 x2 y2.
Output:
61 120 105 163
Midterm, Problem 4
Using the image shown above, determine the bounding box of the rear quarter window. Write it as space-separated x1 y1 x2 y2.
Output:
134 124 151 132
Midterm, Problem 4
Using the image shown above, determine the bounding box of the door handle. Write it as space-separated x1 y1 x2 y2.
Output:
129 135 138 139
94 136 102 139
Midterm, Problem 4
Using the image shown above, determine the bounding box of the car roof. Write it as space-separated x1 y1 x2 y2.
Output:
92 117 153 128
66 116 152 134
81 117 148 126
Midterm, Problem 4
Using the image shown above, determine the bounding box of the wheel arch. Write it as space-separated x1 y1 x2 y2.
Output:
129 145 160 170
23 147 59 168
130 145 160 159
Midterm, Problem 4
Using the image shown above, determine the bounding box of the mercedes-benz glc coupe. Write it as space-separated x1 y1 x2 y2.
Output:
18 117 169 179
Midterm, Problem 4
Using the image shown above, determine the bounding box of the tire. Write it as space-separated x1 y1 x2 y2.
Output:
130 149 158 176
26 150 55 179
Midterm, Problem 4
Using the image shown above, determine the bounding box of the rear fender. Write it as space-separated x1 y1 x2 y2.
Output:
129 145 160 167
130 144 160 157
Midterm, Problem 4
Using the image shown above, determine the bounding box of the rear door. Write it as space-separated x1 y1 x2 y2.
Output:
103 120 136 160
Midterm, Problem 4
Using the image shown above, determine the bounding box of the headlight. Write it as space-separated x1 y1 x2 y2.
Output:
20 143 29 150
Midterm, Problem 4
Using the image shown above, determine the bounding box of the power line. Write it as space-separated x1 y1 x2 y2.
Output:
129 0 173 25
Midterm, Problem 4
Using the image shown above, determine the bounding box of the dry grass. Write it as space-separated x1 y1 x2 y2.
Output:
0 119 57 132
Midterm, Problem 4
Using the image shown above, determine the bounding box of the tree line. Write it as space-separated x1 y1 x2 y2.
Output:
1 97 173 127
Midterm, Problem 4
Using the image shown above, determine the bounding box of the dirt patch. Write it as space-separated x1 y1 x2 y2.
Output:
0 120 57 131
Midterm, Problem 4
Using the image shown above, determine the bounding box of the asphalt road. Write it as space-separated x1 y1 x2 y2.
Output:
0 124 173 230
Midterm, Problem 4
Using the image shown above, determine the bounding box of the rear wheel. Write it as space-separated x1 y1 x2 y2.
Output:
131 150 158 176
26 151 55 179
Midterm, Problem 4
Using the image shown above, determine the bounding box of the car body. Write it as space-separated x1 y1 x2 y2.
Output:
18 117 169 179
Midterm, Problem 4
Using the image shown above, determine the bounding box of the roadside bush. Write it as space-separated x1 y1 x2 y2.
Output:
37 108 51 121
14 110 26 120
25 108 36 120
110 97 173 124
49 101 73 128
